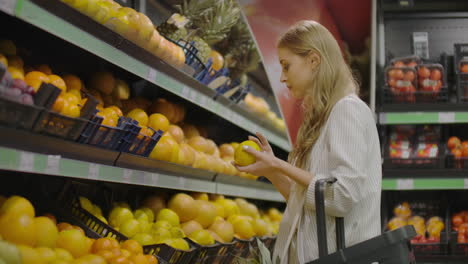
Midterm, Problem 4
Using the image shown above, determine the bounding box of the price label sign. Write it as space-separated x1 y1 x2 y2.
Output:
20 152 34 172
0 0 16 16
46 155 61 175
147 68 157 81
438 112 455 123
397 179 414 190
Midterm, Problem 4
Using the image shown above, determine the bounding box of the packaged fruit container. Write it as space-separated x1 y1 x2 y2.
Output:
416 64 446 102
445 136 468 169
390 55 422 68
454 43 468 75
385 66 417 103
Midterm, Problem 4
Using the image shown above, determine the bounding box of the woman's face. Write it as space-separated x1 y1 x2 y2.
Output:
278 47 319 99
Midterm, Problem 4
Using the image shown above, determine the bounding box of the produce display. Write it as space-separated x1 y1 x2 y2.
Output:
385 55 446 103
0 189 283 263
387 202 445 244
79 191 281 247
0 195 159 264
387 125 440 165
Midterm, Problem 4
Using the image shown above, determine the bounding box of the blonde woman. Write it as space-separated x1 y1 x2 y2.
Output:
235 20 382 263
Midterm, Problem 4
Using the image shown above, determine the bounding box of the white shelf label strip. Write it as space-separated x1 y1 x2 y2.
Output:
0 0 16 16
464 179 468 189
438 112 455 123
46 155 61 175
19 152 34 172
397 179 414 190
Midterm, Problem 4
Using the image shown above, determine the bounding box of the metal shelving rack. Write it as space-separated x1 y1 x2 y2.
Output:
372 0 468 262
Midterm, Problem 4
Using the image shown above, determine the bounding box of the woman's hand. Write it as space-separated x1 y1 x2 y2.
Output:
233 132 280 177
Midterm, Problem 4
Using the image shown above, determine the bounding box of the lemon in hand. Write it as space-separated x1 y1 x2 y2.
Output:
234 140 261 166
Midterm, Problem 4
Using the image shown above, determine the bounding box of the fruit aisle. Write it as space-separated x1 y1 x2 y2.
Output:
376 0 468 263
0 0 288 263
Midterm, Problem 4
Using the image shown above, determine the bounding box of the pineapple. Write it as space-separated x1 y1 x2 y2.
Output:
187 36 212 64
157 13 189 41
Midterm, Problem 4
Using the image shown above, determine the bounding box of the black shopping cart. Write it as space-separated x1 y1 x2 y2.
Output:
307 178 417 264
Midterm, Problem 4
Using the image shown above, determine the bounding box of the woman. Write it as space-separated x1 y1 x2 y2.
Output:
235 20 382 263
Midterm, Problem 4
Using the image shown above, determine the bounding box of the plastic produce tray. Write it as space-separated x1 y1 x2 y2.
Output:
143 240 197 264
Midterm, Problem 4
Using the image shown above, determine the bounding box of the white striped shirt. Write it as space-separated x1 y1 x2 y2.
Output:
273 94 382 263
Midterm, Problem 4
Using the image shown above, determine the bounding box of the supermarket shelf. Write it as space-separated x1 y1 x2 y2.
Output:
379 111 468 125
5 0 291 151
415 255 468 263
0 127 285 202
0 145 285 202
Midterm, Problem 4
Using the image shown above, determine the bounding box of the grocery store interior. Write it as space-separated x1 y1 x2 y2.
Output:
1 0 468 263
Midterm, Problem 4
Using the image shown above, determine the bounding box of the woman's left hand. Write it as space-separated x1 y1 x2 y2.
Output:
233 133 280 177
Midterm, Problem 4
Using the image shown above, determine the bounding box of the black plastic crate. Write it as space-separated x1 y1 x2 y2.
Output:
119 125 163 157
33 93 98 141
0 96 43 130
411 232 449 256
450 231 468 255
261 235 277 253
221 237 253 263
446 152 468 169
143 240 197 264
79 116 138 151
187 239 227 264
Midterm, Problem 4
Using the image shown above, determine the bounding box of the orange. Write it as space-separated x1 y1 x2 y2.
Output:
137 125 154 140
108 256 130 264
92 238 115 253
108 105 123 117
62 74 83 91
36 247 57 263
167 125 184 143
7 66 24 80
35 216 59 247
81 254 107 264
43 213 57 224
0 195 35 217
63 93 80 105
209 50 224 71
25 71 50 91
149 134 179 163
52 94 65 113
68 89 82 100
57 222 74 231
7 55 23 69
127 108 149 127
129 254 149 264
56 229 91 258
145 255 158 264
61 103 81 118
0 53 7 66
188 136 208 153
0 213 37 246
96 250 114 261
36 64 53 75
181 124 200 139
73 225 86 235
121 239 143 255
90 71 115 95
102 107 119 121
148 113 169 132
148 99 176 123
234 140 261 166
49 75 67 93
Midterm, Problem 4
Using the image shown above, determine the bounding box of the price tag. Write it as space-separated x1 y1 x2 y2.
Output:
123 169 132 182
147 68 157 82
19 152 34 172
46 155 61 174
88 164 99 180
178 177 186 188
0 0 16 16
438 112 455 123
464 179 468 189
150 173 159 185
397 179 414 190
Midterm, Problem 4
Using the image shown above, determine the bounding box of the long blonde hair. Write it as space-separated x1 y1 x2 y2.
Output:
278 20 359 169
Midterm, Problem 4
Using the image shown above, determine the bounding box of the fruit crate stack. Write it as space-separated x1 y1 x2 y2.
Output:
450 210 468 255
383 55 447 104
383 125 444 169
445 136 468 169
57 181 281 263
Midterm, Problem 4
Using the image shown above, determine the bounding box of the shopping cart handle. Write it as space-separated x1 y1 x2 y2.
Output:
315 177 345 258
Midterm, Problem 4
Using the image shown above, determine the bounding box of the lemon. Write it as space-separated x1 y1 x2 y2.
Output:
156 209 180 227
234 140 261 166
188 230 215 245
163 238 189 250
169 227 185 239
119 219 140 238
153 220 172 230
151 227 171 243
79 197 93 212
131 233 154 246
108 207 133 228
133 209 149 222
